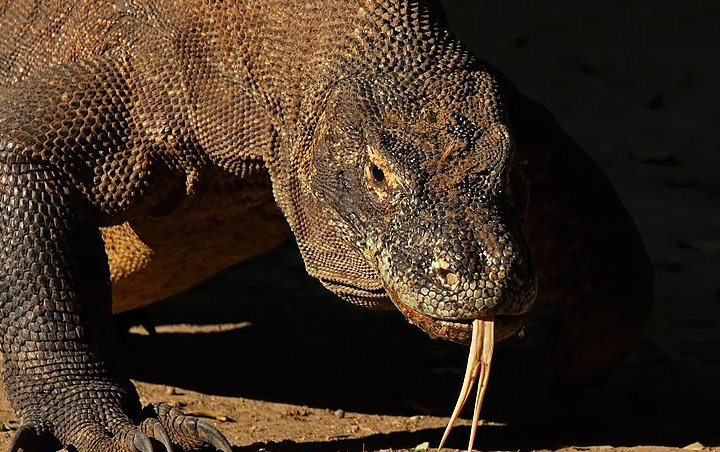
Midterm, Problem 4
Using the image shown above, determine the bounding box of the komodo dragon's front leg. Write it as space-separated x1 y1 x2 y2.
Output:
0 52 231 451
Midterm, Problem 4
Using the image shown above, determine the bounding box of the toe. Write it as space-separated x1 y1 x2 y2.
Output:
151 403 232 451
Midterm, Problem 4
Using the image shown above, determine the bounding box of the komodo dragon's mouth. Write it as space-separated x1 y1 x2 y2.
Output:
392 295 528 345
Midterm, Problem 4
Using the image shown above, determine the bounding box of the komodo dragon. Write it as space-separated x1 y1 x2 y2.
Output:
0 0 653 451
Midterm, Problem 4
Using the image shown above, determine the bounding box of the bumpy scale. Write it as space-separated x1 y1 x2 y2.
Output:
0 1 653 451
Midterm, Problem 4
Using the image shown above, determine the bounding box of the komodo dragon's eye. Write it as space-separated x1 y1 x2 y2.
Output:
363 145 401 202
370 164 385 183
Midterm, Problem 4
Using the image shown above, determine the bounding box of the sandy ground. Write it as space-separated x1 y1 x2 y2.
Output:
0 0 718 451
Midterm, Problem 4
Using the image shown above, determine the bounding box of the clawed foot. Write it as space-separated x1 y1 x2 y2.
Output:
7 403 231 452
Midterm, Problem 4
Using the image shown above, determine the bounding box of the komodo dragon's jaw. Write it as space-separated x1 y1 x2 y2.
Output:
275 74 537 344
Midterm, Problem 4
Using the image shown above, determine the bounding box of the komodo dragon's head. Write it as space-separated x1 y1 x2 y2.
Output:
271 71 536 345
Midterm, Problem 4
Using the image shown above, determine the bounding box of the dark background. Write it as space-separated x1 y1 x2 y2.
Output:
120 1 720 450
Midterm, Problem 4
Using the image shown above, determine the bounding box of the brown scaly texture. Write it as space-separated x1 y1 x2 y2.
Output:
0 0 653 450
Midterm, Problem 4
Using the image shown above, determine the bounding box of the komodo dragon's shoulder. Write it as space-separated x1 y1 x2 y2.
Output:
1 0 291 312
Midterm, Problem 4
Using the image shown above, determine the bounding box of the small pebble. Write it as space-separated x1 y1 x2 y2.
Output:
166 386 177 395
333 409 345 418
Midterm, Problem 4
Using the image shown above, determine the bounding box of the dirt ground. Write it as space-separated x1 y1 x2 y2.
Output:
0 0 718 451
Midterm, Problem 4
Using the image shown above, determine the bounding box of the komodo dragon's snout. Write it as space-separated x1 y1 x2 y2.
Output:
287 74 536 345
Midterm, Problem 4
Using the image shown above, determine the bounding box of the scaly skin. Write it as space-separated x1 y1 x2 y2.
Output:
0 0 653 450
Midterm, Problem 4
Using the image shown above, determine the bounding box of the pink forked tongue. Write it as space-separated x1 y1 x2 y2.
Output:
437 318 495 452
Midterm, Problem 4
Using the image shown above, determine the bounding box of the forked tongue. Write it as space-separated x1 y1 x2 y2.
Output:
437 317 495 452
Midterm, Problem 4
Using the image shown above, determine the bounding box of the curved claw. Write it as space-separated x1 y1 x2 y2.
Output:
8 426 34 452
133 431 154 452
8 425 61 452
152 423 175 452
141 418 175 452
197 420 233 452
151 402 233 452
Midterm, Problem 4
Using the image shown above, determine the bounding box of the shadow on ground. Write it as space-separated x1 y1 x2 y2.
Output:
118 240 720 451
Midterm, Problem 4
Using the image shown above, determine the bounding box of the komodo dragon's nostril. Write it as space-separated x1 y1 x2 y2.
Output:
432 258 459 286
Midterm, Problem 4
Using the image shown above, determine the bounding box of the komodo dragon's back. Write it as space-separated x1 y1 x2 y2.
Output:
0 1 652 451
